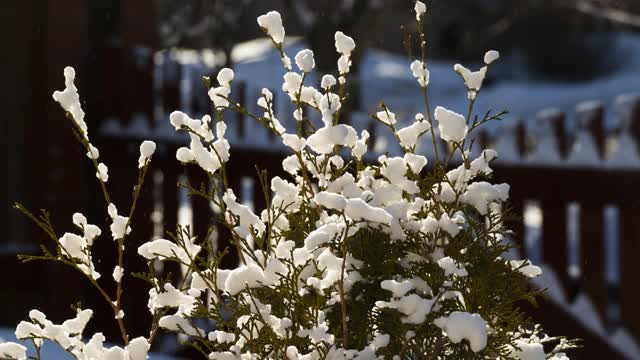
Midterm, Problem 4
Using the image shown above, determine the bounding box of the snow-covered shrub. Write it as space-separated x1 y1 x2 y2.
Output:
3 2 576 359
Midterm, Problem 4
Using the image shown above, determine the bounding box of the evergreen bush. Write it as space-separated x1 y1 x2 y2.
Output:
1 2 575 359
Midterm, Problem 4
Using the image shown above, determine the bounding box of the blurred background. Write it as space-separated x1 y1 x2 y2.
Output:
3 0 640 358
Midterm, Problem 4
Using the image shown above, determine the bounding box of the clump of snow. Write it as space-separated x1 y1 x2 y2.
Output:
225 263 268 295
380 279 414 298
454 64 487 92
434 106 467 142
208 330 236 344
507 339 545 360
282 72 303 96
112 266 124 283
217 68 234 85
0 342 27 360
96 163 109 182
335 31 355 75
483 50 500 65
314 191 347 210
414 1 427 20
208 68 235 108
257 11 285 43
282 133 307 152
87 144 100 159
376 109 396 126
376 294 434 324
159 315 203 337
307 124 357 154
461 181 510 215
410 60 429 88
223 189 266 238
397 119 430 149
176 147 195 163
52 67 88 138
510 259 542 278
295 49 315 73
334 31 355 56
138 140 156 168
405 153 428 173
434 312 488 352
108 204 131 241
321 75 337 89
138 237 201 265
345 198 392 225
437 256 468 277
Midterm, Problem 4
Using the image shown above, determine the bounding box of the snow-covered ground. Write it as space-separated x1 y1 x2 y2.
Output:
230 34 640 130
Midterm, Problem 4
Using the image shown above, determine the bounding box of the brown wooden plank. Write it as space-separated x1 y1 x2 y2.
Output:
542 201 570 293
121 145 155 338
493 166 640 203
88 138 138 340
161 55 181 114
186 166 213 256
619 203 640 343
235 81 246 138
505 195 525 259
579 204 607 321
159 146 182 285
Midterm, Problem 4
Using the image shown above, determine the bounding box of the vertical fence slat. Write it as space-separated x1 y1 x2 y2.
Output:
629 97 640 148
91 139 138 340
506 192 525 251
542 201 570 292
161 146 180 238
220 164 242 269
186 166 212 256
235 81 246 139
160 146 182 284
122 146 154 337
620 203 640 342
161 53 181 116
579 204 607 320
